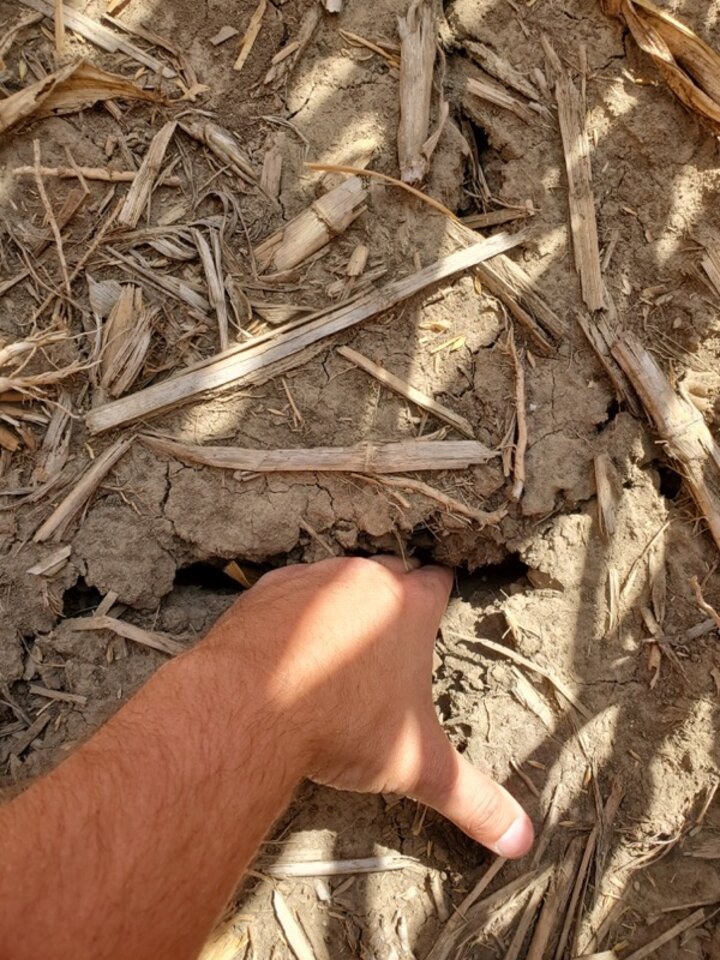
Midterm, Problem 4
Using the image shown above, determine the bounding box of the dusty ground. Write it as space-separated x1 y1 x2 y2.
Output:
1 0 720 956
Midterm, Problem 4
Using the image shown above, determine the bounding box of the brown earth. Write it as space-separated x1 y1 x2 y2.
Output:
1 0 720 957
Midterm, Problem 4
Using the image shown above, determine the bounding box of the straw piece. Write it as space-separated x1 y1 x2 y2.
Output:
602 0 720 133
118 121 177 228
338 345 475 438
17 0 175 76
179 120 258 185
265 855 419 878
54 0 64 53
689 576 720 630
507 327 526 500
556 826 598 960
543 37 603 311
264 4 322 86
33 437 132 542
272 890 317 960
141 435 497 474
474 257 564 354
87 231 523 434
594 453 617 541
14 165 181 184
234 0 266 72
526 838 583 960
255 177 366 273
357 473 507 526
193 230 229 351
100 286 153 398
450 630 592 720
428 868 541 960
68 615 187 657
0 57 161 137
397 0 436 184
29 684 86 705
623 907 713 960
463 39 542 102
612 332 720 550
26 544 72 576
504 873 550 960
306 162 458 221
465 75 536 123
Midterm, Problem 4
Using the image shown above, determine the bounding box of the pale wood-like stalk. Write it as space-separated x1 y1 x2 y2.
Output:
397 0 436 184
87 232 523 433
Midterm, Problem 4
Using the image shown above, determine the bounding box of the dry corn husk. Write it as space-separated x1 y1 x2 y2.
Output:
179 119 258 185
0 59 161 135
99 286 154 398
603 0 720 133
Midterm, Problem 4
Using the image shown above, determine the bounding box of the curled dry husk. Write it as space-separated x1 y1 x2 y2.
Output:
0 59 162 135
603 0 720 133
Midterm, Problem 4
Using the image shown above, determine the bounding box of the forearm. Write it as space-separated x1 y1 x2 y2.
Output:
0 608 300 960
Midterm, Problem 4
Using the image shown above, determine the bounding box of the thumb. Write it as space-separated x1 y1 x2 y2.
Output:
414 729 534 859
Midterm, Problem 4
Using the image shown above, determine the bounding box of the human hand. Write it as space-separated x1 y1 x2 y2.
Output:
209 556 534 859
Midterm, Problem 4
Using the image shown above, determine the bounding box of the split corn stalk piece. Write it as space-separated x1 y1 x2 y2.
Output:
68 615 186 656
17 0 176 76
141 435 497 474
33 437 132 542
86 230 524 434
99 285 153 398
337 345 475 438
193 230 229 351
272 890 317 960
255 176 367 273
234 0 266 73
474 254 565 354
543 37 604 312
612 332 720 550
465 75 537 124
462 39 542 102
118 121 177 228
179 119 258 186
397 0 437 184
264 4 322 86
602 0 720 134
0 58 162 135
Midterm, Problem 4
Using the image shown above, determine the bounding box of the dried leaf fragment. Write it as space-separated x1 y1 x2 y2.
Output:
0 59 162 135
603 0 720 133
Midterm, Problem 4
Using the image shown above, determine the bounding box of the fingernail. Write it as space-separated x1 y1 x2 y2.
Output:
490 814 535 859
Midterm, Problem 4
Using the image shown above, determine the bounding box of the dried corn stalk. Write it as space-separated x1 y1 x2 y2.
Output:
465 75 536 124
99 285 153 398
34 437 133 542
118 121 177 228
0 59 161 135
594 453 617 541
603 0 720 133
32 390 72 483
397 0 437 184
88 231 523 433
543 37 604 312
234 0 266 72
179 120 258 186
264 4 322 86
142 435 497 474
193 230 230 350
18 0 174 76
254 176 366 273
612 332 720 549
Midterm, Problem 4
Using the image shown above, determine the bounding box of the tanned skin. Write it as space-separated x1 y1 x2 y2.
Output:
0 556 533 960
